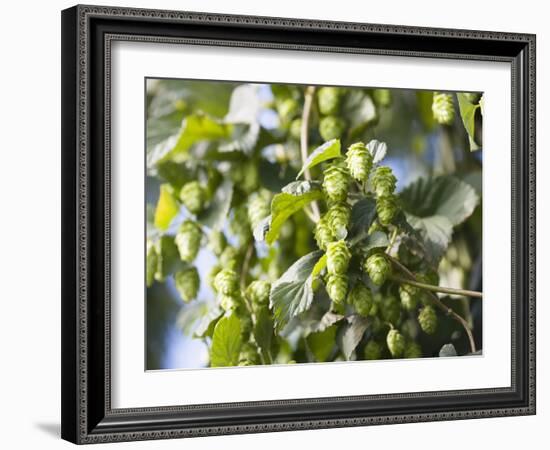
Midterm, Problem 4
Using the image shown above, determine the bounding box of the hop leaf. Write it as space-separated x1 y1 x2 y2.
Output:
349 281 373 317
364 253 391 286
175 220 202 263
179 181 205 214
376 195 398 225
326 240 351 275
208 230 227 257
372 166 397 197
314 216 335 251
364 340 382 360
432 92 455 125
319 115 346 141
386 329 405 358
326 202 351 239
418 305 438 334
323 164 351 202
247 190 271 232
399 283 419 311
404 341 422 358
214 268 240 296
174 267 200 302
317 87 343 115
346 142 373 182
326 274 348 304
246 280 271 306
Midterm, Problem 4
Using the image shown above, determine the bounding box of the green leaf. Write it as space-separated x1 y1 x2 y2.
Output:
405 215 453 264
457 93 481 151
253 308 275 363
303 310 344 335
210 314 243 367
367 139 387 164
342 90 377 135
154 184 180 231
296 139 341 179
337 314 370 360
259 159 298 192
270 250 324 330
261 181 324 244
176 302 209 336
306 326 337 362
348 197 377 241
197 179 233 229
354 230 390 253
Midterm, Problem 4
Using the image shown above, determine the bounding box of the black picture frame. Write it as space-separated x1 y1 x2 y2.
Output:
61 4 536 444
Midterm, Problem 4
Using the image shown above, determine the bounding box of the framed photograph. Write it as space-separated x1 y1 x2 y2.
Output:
61 5 536 444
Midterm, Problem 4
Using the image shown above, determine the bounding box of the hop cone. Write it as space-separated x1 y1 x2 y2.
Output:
432 92 455 125
372 166 397 197
404 341 422 359
326 240 351 275
219 246 240 271
314 216 335 251
146 239 158 288
214 268 239 296
399 283 419 311
219 294 240 311
247 190 271 232
207 264 222 291
326 274 348 304
174 267 200 302
239 342 261 366
318 86 343 115
364 253 391 286
246 280 271 307
323 164 350 202
326 202 351 239
349 281 373 317
376 195 398 226
386 329 405 358
319 115 346 141
364 340 382 360
208 230 227 257
346 142 373 183
175 220 202 263
380 294 401 325
179 181 205 214
373 89 392 107
418 305 438 335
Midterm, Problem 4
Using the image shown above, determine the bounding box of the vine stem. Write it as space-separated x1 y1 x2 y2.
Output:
300 86 321 222
390 275 483 299
386 254 477 353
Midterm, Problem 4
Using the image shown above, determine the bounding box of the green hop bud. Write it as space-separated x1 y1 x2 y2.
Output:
219 294 240 311
277 98 299 122
179 181 205 215
323 164 351 202
326 202 351 239
246 280 271 306
376 195 398 226
319 115 346 141
326 274 348 304
214 268 239 296
314 216 335 251
219 246 240 271
317 86 343 115
174 267 200 302
364 340 382 360
349 281 373 317
372 89 392 107
432 92 455 125
463 92 482 104
386 328 405 358
175 220 202 263
207 264 222 291
239 342 261 366
230 205 252 247
289 118 303 140
380 294 401 325
418 305 438 335
404 341 422 359
372 166 397 197
346 142 373 183
208 230 227 257
399 283 419 311
146 239 158 288
326 240 351 275
364 253 391 286
247 190 271 232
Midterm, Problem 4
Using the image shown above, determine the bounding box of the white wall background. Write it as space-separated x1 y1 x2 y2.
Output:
0 0 545 448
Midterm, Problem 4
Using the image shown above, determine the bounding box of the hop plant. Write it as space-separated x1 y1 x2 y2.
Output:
246 280 271 307
247 190 271 232
371 166 397 197
175 220 202 263
418 305 438 335
314 216 335 251
326 274 348 304
349 281 373 317
179 181 205 215
214 269 239 296
219 294 240 311
432 92 455 125
326 202 351 239
380 294 401 325
386 329 405 358
317 86 343 115
208 230 227 257
174 267 200 302
239 342 261 366
219 246 240 270
326 240 351 275
346 142 373 183
373 89 392 107
319 116 346 141
399 283 420 311
323 164 351 202
364 253 391 286
207 264 222 291
376 195 398 225
404 341 422 359
364 340 382 360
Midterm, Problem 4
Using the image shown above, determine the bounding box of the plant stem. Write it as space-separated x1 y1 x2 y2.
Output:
386 227 398 254
386 255 477 353
300 86 321 222
390 275 483 299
